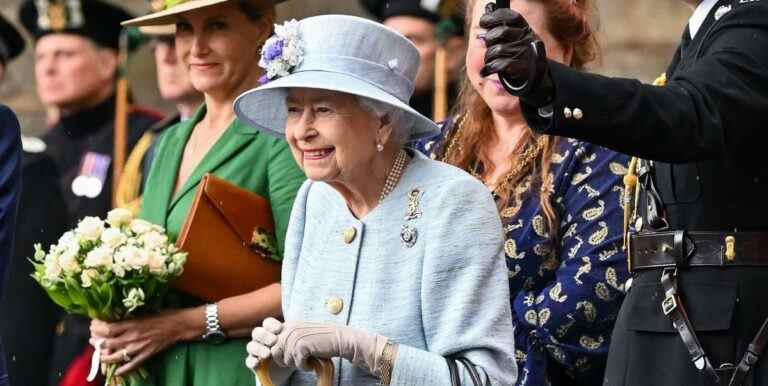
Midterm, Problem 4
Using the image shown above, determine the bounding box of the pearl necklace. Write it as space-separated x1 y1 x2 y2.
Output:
379 150 409 204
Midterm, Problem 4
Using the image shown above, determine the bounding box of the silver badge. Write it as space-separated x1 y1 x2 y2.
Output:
715 5 732 20
400 224 418 248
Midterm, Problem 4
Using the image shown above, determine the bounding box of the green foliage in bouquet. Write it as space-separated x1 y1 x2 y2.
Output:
30 208 187 385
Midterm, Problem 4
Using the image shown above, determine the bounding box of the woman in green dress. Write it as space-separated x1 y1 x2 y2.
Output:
88 1 305 385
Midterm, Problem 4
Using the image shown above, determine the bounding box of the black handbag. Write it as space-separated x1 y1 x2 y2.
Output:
446 356 490 386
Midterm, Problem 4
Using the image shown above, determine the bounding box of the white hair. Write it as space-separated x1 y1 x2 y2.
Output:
355 96 414 146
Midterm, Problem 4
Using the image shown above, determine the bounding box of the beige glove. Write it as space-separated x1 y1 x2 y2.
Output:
270 320 390 376
247 317 284 366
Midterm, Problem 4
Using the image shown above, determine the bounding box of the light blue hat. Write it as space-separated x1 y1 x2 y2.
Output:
234 14 440 141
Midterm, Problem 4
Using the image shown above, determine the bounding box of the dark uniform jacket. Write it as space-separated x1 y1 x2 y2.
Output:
40 95 160 385
519 1 768 385
0 150 67 386
0 105 22 386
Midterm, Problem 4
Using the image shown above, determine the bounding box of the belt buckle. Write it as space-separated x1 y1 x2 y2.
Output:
662 294 678 315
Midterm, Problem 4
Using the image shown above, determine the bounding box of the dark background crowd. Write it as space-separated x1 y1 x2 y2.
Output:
2 0 690 138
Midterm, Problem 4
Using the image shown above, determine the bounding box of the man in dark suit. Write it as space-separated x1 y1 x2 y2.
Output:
0 105 23 386
480 0 768 385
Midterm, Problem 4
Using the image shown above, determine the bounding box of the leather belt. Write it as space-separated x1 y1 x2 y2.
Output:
629 231 768 272
633 230 768 386
660 267 721 385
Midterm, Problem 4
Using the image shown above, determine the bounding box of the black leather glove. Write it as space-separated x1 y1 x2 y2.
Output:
479 3 554 107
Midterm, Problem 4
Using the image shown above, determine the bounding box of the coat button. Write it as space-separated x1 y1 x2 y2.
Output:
563 107 572 119
326 297 344 315
573 108 584 120
343 227 357 244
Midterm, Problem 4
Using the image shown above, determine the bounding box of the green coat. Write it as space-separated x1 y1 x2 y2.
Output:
136 105 305 386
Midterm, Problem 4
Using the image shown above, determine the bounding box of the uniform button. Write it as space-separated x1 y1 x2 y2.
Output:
563 107 573 119
326 297 344 315
573 108 584 120
343 227 357 244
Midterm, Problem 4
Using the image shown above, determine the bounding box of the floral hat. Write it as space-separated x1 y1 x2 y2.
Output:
234 15 440 141
122 0 288 27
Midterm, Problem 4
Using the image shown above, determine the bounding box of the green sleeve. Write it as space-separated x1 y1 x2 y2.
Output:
266 139 305 260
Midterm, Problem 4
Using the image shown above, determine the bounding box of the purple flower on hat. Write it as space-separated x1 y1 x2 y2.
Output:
263 38 285 61
259 19 304 84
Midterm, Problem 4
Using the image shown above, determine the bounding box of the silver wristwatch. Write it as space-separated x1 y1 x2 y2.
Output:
202 303 227 344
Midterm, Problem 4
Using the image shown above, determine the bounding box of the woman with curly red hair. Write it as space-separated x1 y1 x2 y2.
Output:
419 1 631 384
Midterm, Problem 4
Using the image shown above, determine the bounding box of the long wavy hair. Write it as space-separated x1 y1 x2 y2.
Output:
443 0 599 240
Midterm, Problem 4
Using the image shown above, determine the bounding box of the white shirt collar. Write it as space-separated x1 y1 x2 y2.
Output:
689 0 719 38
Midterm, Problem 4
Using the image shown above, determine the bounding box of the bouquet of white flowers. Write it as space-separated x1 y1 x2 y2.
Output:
30 208 187 385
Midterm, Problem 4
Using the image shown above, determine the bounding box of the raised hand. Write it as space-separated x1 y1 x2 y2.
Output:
480 3 554 106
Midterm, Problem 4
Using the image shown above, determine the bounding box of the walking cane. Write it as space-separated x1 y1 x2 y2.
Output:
255 358 334 386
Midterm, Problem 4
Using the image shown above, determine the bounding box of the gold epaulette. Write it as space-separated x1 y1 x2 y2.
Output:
114 131 156 215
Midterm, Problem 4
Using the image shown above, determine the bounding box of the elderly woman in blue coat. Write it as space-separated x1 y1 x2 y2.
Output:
234 15 516 386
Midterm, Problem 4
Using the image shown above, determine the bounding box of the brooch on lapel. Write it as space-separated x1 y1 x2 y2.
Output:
404 188 423 220
400 188 422 248
400 225 418 248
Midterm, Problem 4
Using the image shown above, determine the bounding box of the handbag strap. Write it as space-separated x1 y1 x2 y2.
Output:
445 356 488 386
446 357 461 386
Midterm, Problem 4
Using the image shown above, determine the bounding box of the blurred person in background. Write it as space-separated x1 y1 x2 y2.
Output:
360 0 466 119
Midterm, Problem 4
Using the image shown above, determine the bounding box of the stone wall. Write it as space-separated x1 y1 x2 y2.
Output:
0 0 691 136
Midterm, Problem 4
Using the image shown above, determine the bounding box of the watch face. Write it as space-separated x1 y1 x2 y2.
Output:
203 330 227 344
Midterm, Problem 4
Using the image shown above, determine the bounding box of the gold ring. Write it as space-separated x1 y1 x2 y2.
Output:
122 348 131 362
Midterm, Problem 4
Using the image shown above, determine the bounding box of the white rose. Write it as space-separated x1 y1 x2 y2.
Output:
55 231 79 254
76 217 105 242
59 249 81 274
118 246 148 270
141 231 168 251
147 250 168 275
80 269 99 288
101 228 127 249
84 246 113 269
129 219 153 235
44 254 62 280
106 208 133 228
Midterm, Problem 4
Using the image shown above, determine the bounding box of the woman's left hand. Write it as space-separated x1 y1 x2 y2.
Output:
89 310 195 375
271 321 389 375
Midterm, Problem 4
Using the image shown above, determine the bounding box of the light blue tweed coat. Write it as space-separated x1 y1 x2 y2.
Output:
279 151 517 386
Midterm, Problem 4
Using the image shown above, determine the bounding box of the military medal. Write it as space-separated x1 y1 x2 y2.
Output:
72 152 111 198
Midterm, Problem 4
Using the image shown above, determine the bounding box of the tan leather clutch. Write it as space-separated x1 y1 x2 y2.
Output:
174 173 281 301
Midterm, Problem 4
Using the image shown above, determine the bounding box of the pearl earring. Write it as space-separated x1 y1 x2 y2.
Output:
376 143 384 152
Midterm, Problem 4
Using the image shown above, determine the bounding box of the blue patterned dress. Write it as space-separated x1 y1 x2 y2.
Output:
417 120 632 386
